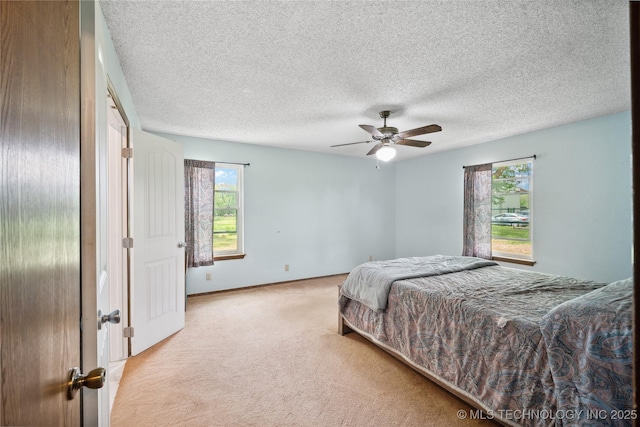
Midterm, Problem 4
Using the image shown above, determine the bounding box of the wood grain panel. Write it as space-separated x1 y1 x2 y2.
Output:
0 1 81 425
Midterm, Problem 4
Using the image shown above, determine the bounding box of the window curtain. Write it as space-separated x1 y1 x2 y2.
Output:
462 163 492 259
184 159 216 268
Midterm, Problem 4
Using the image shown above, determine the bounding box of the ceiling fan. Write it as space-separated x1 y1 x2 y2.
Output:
331 110 442 161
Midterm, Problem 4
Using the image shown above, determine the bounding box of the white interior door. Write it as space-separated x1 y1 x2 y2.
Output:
131 128 185 355
90 66 112 427
106 92 129 413
92 11 113 425
107 96 128 363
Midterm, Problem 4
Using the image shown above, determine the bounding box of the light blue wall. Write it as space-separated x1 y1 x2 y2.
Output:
395 111 632 283
154 133 397 294
161 111 632 294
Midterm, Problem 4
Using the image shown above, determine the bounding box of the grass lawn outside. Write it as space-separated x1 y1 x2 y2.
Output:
212 219 532 255
214 216 237 252
492 224 531 256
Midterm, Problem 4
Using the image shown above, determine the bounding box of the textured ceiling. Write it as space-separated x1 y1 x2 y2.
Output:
99 0 630 161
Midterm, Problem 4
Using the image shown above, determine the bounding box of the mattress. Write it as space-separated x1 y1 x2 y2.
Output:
339 261 612 426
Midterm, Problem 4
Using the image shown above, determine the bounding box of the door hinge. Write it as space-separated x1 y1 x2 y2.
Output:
122 237 134 248
123 327 134 338
122 147 133 158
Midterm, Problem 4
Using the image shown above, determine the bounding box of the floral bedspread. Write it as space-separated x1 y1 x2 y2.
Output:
339 264 612 426
540 278 633 426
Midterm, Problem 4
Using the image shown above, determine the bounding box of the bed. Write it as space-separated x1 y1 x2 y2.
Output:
338 255 633 426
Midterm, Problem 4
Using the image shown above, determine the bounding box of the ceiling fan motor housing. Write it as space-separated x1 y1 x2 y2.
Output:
377 126 398 138
377 111 397 139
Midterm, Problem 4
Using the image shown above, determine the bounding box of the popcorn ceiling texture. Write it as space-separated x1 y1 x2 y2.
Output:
100 0 630 161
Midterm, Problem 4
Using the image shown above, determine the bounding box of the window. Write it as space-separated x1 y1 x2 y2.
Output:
491 159 533 262
213 163 244 259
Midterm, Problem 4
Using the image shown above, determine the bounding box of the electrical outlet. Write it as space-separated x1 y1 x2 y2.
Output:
285 264 289 272
206 273 212 280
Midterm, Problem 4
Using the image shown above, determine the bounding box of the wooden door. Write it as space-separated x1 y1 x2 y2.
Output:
131 129 185 355
0 1 81 425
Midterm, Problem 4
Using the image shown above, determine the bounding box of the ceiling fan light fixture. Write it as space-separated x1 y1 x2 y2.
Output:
330 110 441 158
376 146 396 161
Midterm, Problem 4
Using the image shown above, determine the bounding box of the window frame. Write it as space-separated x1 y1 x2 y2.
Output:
213 163 245 260
490 158 535 265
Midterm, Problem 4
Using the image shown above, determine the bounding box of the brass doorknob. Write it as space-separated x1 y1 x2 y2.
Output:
67 367 105 400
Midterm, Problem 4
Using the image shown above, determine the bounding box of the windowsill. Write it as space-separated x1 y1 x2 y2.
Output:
214 254 246 261
491 256 536 266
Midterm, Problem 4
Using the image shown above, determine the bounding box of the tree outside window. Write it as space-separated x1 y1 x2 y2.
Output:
491 160 533 260
214 164 244 256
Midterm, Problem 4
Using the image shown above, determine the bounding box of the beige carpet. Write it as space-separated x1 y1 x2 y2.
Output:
111 275 496 426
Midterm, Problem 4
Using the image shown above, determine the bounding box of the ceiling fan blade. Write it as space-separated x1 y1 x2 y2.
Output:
359 124 384 138
398 124 442 138
396 139 432 148
330 140 371 148
366 143 383 156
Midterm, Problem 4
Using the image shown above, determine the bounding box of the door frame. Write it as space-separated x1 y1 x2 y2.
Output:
80 0 116 424
106 80 131 363
80 0 100 424
105 79 132 416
